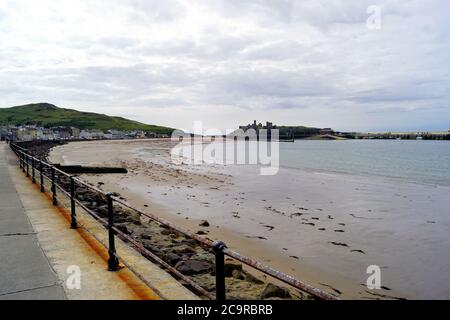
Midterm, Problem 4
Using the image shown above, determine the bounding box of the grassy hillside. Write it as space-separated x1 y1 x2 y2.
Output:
0 103 174 134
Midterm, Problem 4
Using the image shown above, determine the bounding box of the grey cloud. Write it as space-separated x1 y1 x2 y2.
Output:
270 101 306 110
349 87 447 104
210 0 372 27
209 69 336 99
125 0 186 22
134 34 259 60
96 36 141 49
0 0 449 131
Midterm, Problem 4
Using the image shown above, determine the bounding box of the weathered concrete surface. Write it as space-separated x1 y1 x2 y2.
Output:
2 142 199 300
0 142 65 300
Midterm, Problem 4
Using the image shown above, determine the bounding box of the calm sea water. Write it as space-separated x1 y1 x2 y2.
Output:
280 140 450 187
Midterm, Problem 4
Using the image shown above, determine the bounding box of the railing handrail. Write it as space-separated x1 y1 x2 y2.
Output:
9 142 339 300
110 195 338 300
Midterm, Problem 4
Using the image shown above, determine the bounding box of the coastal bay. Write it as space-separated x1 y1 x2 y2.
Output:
49 138 450 299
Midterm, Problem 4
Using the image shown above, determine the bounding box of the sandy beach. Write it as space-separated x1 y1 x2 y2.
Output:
49 138 450 299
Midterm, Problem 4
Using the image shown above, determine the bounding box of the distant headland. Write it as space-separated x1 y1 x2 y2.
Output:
238 120 450 141
1 103 449 142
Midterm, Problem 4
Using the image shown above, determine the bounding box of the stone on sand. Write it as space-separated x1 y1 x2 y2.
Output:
175 260 213 275
260 283 292 299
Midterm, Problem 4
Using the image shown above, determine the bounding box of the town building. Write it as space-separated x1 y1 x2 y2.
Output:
320 128 334 135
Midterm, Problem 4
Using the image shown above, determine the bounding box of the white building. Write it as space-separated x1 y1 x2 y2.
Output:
80 130 92 139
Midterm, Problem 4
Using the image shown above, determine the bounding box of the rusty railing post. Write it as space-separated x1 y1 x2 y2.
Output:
19 151 23 170
21 152 25 173
212 240 227 300
26 154 30 177
70 176 78 229
31 157 36 183
51 166 57 206
39 160 45 192
106 193 120 271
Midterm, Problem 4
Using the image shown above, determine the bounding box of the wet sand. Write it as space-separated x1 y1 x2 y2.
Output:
49 139 450 299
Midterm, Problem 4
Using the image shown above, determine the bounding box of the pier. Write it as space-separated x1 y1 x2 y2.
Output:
355 131 450 140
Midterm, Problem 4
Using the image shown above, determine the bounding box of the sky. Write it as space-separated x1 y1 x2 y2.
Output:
0 0 449 132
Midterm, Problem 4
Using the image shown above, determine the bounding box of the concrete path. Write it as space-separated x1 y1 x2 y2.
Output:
0 142 198 300
0 142 66 299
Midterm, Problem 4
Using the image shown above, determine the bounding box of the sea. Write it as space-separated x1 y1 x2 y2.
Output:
280 140 450 187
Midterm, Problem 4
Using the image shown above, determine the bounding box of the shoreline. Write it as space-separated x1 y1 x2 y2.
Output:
48 139 371 299
48 138 450 299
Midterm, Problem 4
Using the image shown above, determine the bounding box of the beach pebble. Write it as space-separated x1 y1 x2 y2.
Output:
115 223 131 235
260 283 292 299
224 259 243 277
171 245 196 255
199 220 210 227
175 260 213 275
181 239 197 246
244 271 265 285
161 229 177 236
232 269 246 280
164 252 182 266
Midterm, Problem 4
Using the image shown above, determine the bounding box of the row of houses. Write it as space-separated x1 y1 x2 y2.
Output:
0 125 168 142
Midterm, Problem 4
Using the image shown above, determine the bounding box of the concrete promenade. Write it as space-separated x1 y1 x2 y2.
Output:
0 142 198 300
0 142 66 299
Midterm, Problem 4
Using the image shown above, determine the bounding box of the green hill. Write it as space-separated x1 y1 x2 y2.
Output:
0 103 174 134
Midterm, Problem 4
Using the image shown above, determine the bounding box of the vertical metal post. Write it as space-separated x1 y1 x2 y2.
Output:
31 157 36 183
40 160 44 192
26 154 30 177
213 241 227 300
19 152 23 170
51 167 57 206
70 176 78 229
106 193 120 271
21 152 25 172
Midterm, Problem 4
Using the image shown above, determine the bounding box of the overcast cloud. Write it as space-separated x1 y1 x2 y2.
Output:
0 0 449 131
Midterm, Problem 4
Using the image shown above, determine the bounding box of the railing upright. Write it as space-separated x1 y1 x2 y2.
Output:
70 176 78 229
106 193 120 271
31 157 36 183
39 160 45 192
26 154 30 177
21 152 25 173
213 241 227 300
51 166 57 206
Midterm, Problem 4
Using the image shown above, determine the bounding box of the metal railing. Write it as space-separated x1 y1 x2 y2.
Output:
7 140 338 300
